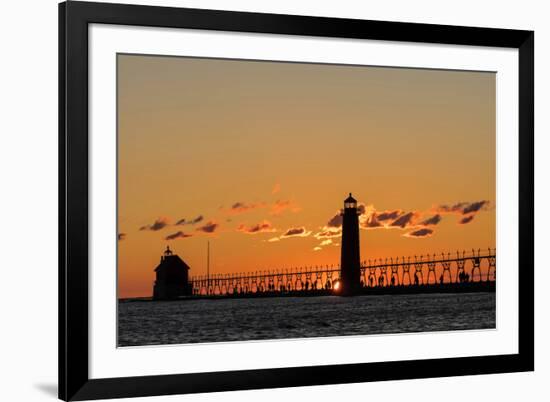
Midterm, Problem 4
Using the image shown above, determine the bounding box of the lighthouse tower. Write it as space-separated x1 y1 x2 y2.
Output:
340 193 361 296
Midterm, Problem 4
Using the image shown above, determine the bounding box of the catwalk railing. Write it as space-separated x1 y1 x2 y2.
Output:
190 248 496 296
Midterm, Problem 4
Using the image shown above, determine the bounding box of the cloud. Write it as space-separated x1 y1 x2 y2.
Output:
270 199 301 215
358 208 424 231
230 202 255 213
314 227 342 239
272 183 281 194
282 227 311 237
327 212 343 228
280 227 312 239
313 247 322 251
196 221 219 233
165 231 192 240
420 214 442 226
462 201 490 214
118 233 126 241
376 210 402 221
193 215 205 224
435 202 468 214
320 239 333 246
176 215 204 226
267 227 312 242
237 220 276 234
223 199 299 216
316 198 489 241
432 200 491 226
226 201 265 215
404 228 434 238
459 215 475 224
139 217 169 231
390 212 418 228
435 200 491 215
361 214 382 228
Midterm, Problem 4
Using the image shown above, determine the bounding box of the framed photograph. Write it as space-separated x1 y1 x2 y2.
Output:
59 1 534 400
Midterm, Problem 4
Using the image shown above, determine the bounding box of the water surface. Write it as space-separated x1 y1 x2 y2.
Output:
118 292 495 347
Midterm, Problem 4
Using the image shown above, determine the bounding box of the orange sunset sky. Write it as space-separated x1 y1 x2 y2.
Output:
117 54 496 299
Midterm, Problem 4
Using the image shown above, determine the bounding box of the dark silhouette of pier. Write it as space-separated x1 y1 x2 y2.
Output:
189 248 496 298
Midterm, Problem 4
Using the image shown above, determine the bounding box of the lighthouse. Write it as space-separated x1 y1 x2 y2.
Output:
340 193 361 295
153 246 192 300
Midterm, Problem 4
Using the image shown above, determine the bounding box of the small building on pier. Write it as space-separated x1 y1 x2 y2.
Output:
153 246 192 300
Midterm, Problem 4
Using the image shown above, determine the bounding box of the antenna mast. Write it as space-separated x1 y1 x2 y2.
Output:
207 241 210 295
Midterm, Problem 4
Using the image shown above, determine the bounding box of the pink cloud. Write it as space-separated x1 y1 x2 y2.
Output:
269 199 301 215
237 220 276 234
165 231 193 240
314 227 342 239
139 217 169 231
196 221 219 233
458 215 475 225
281 227 311 238
404 228 434 238
226 202 265 214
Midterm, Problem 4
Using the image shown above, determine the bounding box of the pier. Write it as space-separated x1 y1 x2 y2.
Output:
189 248 496 298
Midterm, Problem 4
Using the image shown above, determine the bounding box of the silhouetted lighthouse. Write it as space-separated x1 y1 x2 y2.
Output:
153 246 192 300
340 193 361 296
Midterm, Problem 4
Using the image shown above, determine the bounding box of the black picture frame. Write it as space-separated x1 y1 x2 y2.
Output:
59 1 534 400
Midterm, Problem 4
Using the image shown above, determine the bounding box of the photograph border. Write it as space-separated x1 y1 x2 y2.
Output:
59 1 534 400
